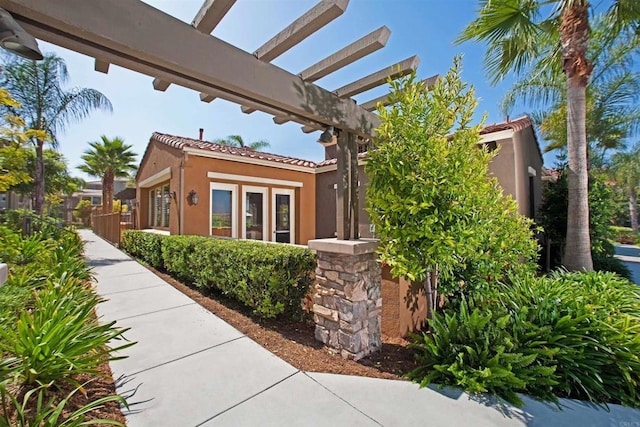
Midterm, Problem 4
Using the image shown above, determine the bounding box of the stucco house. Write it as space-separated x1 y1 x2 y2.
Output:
135 132 316 244
136 116 542 247
315 115 543 240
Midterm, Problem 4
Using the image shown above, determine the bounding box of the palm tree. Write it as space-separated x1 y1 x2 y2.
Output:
0 53 112 215
458 0 640 271
214 134 270 151
78 136 137 213
500 20 640 169
610 144 640 233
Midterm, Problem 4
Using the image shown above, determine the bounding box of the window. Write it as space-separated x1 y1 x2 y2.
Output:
210 182 238 238
91 196 101 206
149 183 170 228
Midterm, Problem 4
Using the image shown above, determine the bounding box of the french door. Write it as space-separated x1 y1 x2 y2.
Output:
271 188 295 244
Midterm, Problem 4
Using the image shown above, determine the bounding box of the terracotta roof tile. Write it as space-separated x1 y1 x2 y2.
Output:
316 152 368 168
480 115 533 135
151 132 317 168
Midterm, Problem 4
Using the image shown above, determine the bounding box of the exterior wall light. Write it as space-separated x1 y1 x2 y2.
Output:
317 126 337 146
0 8 43 60
187 190 199 206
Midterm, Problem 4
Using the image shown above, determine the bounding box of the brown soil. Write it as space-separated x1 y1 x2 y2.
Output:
1 362 127 425
148 266 419 380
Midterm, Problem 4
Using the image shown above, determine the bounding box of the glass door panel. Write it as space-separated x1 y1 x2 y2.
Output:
245 191 264 240
272 189 295 244
211 188 233 237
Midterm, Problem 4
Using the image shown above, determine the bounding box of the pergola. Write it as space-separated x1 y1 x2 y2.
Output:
0 0 435 240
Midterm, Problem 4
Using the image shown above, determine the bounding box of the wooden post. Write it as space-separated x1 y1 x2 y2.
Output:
349 132 359 239
336 130 350 240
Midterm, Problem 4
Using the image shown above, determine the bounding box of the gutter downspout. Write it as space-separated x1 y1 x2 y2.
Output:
179 152 187 235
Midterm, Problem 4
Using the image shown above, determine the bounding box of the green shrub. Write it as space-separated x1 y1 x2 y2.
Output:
410 271 640 407
122 231 316 318
0 274 134 387
408 297 557 406
0 284 33 328
120 230 164 268
166 235 315 318
610 226 638 245
539 169 616 265
592 253 633 280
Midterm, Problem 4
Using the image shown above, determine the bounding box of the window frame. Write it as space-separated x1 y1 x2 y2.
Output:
210 182 238 238
241 185 268 241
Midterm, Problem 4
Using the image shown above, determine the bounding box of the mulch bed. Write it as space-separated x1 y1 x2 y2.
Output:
147 266 420 380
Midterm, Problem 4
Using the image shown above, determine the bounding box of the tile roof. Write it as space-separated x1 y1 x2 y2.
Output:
316 152 369 168
151 132 317 168
480 115 533 135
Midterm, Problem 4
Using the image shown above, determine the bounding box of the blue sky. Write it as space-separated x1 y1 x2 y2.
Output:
38 0 540 181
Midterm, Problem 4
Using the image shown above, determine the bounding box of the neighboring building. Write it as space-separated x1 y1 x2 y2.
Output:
315 115 543 239
135 133 317 244
0 191 32 211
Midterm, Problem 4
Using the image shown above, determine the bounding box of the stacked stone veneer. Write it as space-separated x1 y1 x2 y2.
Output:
307 238 381 360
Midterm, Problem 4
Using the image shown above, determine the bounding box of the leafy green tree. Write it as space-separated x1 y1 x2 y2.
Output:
366 59 538 318
0 53 112 215
213 134 270 151
458 0 640 271
0 88 46 192
610 144 640 233
539 167 616 268
78 136 137 213
11 149 84 215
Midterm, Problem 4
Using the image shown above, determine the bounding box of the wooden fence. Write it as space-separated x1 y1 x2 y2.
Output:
91 208 135 245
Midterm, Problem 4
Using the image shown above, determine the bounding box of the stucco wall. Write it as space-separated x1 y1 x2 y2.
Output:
136 141 183 234
488 138 517 203
514 128 543 220
168 153 315 244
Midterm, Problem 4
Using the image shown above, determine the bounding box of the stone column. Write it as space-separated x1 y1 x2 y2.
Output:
307 238 381 360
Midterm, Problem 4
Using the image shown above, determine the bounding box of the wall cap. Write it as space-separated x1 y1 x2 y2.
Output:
308 238 379 255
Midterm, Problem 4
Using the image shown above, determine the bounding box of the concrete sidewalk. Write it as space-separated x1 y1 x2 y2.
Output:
80 230 640 427
615 244 640 285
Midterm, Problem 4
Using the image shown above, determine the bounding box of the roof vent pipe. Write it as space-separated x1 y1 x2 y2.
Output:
199 128 204 140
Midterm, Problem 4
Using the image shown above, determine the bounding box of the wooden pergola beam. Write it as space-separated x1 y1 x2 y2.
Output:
300 25 390 82
254 0 348 62
334 55 420 98
270 26 391 125
359 74 439 111
241 0 349 114
94 59 109 74
155 0 237 92
6 0 379 138
192 0 236 33
301 75 438 133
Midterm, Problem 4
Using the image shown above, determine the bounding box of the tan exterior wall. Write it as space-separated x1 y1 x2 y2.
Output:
381 265 427 338
137 142 316 244
136 141 183 234
488 138 517 203
513 128 543 220
181 154 316 244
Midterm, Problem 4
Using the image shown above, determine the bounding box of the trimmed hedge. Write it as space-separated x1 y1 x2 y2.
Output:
120 231 164 268
121 231 316 318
